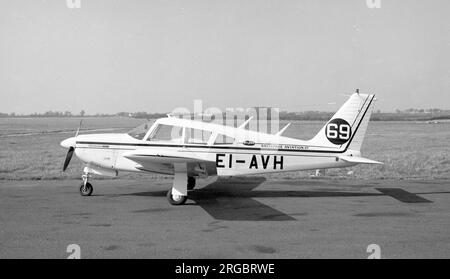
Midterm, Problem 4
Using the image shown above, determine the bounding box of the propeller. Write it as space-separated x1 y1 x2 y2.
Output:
75 120 82 137
63 147 75 171
61 120 82 172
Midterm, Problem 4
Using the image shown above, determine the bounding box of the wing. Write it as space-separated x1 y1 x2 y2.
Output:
123 149 217 176
123 149 215 164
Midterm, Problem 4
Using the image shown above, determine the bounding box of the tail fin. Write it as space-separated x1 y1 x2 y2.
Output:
309 93 376 151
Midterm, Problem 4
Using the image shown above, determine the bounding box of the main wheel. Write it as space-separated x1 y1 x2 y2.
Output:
167 189 187 205
80 182 93 196
187 176 196 190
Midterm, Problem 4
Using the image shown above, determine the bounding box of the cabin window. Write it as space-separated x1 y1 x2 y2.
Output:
184 128 212 144
127 121 153 140
214 134 235 145
147 124 183 142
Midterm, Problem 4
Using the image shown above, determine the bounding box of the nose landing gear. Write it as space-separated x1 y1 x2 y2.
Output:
80 170 93 196
80 182 93 196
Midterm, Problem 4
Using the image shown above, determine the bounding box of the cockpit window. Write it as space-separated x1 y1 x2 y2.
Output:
148 124 183 142
214 134 235 145
127 121 152 140
185 128 212 144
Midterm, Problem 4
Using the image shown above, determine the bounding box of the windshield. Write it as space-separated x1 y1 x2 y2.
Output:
127 121 153 140
147 124 183 142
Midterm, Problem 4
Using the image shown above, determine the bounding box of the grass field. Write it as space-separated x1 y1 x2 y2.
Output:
1 117 449 180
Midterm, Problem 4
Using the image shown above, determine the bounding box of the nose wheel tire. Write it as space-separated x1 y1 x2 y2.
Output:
167 189 187 205
80 182 93 196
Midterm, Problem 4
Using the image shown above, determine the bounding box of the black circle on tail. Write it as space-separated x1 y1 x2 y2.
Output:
325 118 352 145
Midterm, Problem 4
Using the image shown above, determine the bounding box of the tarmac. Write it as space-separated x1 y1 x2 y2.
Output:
0 177 449 258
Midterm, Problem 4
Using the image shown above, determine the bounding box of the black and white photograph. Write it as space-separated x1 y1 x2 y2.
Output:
0 0 449 265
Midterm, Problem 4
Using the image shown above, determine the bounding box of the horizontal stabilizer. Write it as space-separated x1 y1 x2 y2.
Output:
339 155 383 165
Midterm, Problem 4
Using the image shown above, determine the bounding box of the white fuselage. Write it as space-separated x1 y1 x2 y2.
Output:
73 133 357 177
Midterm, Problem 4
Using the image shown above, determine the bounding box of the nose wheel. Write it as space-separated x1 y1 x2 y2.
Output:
80 171 93 196
80 182 93 196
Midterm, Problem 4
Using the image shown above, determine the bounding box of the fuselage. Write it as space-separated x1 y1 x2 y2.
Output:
61 106 379 177
70 132 358 177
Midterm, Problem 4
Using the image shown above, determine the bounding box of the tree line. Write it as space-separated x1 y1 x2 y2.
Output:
1 109 450 121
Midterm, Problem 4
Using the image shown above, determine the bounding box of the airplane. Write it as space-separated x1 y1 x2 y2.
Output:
60 91 382 205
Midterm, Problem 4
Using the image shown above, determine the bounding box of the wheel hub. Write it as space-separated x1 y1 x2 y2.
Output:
172 194 182 201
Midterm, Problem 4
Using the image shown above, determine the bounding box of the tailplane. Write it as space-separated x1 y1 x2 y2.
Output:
339 155 383 165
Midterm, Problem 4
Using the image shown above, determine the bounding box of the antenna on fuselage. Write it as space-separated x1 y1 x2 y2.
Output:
238 116 253 129
275 122 291 136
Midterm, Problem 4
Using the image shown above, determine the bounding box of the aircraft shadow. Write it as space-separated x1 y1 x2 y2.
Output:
124 176 416 221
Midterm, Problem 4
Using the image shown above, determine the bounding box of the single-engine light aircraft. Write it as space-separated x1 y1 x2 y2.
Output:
61 92 382 205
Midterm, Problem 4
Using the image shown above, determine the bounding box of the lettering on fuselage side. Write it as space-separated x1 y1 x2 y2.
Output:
261 155 270 169
216 154 284 170
273 155 283 169
216 153 226 168
249 155 280 169
249 156 258 169
261 144 309 151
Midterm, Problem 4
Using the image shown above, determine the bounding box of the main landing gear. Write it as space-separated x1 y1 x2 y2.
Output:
166 190 188 205
79 170 93 196
187 176 196 190
166 170 196 206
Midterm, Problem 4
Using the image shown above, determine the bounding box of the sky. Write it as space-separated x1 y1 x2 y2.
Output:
0 0 449 114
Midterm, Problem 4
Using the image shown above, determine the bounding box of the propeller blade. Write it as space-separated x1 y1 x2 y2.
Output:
75 120 83 137
63 146 75 171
